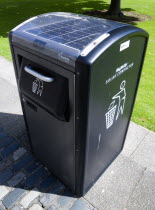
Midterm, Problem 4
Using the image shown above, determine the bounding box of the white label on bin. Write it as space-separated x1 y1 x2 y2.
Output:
120 40 130 51
105 80 126 129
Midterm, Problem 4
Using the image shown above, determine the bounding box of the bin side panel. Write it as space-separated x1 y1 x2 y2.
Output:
84 36 147 192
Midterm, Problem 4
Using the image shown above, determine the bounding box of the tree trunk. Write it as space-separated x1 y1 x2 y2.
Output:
107 0 124 17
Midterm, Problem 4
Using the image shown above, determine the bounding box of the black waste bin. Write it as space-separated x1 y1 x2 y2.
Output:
9 12 149 196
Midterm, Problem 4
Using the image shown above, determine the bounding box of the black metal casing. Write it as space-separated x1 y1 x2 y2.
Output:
9 12 149 196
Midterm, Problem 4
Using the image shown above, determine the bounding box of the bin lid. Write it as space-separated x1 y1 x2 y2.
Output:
10 12 126 67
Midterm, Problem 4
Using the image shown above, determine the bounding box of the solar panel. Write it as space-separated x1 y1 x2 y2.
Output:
26 19 109 50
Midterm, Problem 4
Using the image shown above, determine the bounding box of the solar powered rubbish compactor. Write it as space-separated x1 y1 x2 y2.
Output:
9 12 149 196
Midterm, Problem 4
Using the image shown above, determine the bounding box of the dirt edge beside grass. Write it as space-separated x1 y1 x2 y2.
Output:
84 10 152 24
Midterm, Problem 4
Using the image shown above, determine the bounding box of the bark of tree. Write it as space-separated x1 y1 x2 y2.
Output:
107 0 124 17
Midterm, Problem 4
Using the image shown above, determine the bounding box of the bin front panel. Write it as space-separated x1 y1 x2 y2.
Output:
22 95 75 189
13 50 76 191
84 36 147 191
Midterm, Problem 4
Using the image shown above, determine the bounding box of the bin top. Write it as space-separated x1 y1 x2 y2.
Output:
10 12 138 67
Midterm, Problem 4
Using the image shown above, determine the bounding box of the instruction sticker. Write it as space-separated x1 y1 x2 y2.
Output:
120 40 130 52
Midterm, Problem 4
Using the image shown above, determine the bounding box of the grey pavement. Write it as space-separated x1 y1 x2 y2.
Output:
0 56 155 210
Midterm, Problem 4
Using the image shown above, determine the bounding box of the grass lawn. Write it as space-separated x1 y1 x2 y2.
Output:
0 0 155 131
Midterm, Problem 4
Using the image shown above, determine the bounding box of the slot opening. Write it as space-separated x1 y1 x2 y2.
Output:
26 100 37 112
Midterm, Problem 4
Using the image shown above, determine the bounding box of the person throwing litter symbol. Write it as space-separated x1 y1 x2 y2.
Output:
112 80 126 120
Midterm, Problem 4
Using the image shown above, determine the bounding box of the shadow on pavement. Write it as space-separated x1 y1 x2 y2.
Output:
0 113 74 198
0 113 27 144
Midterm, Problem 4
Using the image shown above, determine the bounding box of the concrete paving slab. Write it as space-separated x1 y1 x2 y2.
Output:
125 169 155 210
131 131 155 172
122 122 149 157
0 78 20 110
0 78 25 138
100 153 128 175
84 156 145 210
0 56 16 86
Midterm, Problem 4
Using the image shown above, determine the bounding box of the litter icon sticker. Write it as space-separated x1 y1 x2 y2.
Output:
32 78 43 96
105 80 126 129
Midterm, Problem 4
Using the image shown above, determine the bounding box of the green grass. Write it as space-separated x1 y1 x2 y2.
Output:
0 0 155 131
120 0 155 132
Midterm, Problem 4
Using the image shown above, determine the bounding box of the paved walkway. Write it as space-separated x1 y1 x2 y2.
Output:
0 56 155 210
